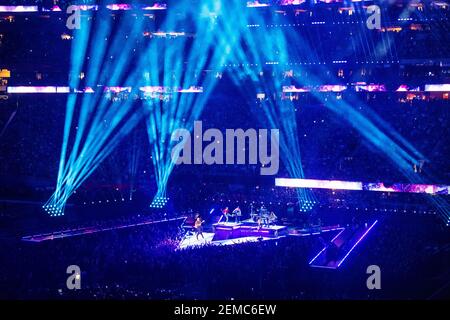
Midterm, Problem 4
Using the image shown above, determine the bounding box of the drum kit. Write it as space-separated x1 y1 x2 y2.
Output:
250 204 276 226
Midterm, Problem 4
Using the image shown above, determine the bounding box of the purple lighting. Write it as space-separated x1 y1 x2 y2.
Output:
283 85 310 93
0 6 38 12
275 178 363 191
275 178 450 195
337 220 378 267
42 6 62 12
247 1 271 8
177 86 203 93
355 84 386 92
308 247 326 265
7 86 68 93
142 3 167 10
106 4 132 11
71 5 98 11
424 84 450 92
280 0 306 5
308 228 346 265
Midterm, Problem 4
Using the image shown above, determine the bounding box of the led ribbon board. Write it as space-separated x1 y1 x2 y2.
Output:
275 178 450 195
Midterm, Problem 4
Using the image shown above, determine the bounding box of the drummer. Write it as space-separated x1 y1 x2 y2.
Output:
232 206 242 223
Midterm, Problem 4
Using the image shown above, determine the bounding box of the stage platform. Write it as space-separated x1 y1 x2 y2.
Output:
178 218 374 263
178 219 288 249
22 217 186 242
288 225 344 237
309 220 378 269
212 221 288 241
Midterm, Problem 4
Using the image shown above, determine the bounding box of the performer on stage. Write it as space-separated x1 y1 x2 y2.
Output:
232 206 242 223
221 207 229 223
250 203 257 222
257 216 263 231
194 215 205 240
260 205 269 226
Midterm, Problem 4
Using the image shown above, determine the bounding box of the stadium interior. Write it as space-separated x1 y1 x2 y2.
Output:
0 0 449 300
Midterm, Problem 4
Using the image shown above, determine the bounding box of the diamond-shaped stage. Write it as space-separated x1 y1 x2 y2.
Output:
309 220 378 269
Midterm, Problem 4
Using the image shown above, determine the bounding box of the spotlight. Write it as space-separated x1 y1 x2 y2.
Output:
150 196 170 209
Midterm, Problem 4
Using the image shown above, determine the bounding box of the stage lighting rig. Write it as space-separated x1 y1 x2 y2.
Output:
150 196 170 209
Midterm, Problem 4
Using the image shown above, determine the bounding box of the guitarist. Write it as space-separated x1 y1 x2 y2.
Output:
221 207 230 223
